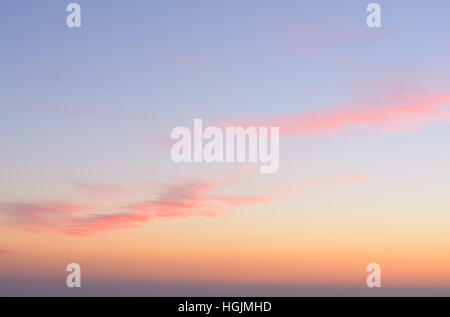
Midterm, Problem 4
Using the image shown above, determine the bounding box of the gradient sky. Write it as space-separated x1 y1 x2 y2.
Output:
1 0 450 296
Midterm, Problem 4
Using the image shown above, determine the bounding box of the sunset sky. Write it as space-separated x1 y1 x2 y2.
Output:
1 0 450 296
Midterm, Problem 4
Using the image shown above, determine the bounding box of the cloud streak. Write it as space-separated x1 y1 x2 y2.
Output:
0 171 365 237
0 202 96 233
0 177 269 236
225 91 450 137
0 248 19 255
72 182 129 197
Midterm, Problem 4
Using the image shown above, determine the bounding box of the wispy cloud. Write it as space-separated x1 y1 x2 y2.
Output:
225 91 450 137
0 248 19 255
0 202 97 233
72 182 129 197
64 181 225 236
0 176 269 236
0 169 368 237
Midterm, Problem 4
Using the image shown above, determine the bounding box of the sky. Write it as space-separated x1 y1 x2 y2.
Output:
1 0 450 296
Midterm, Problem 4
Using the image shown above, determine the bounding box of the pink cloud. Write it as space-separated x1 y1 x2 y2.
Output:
224 92 450 137
64 182 223 236
0 171 368 236
61 180 263 236
63 212 153 236
0 177 269 236
0 202 97 233
0 248 19 255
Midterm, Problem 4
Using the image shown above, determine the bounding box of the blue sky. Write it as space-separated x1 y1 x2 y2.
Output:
2 1 450 295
